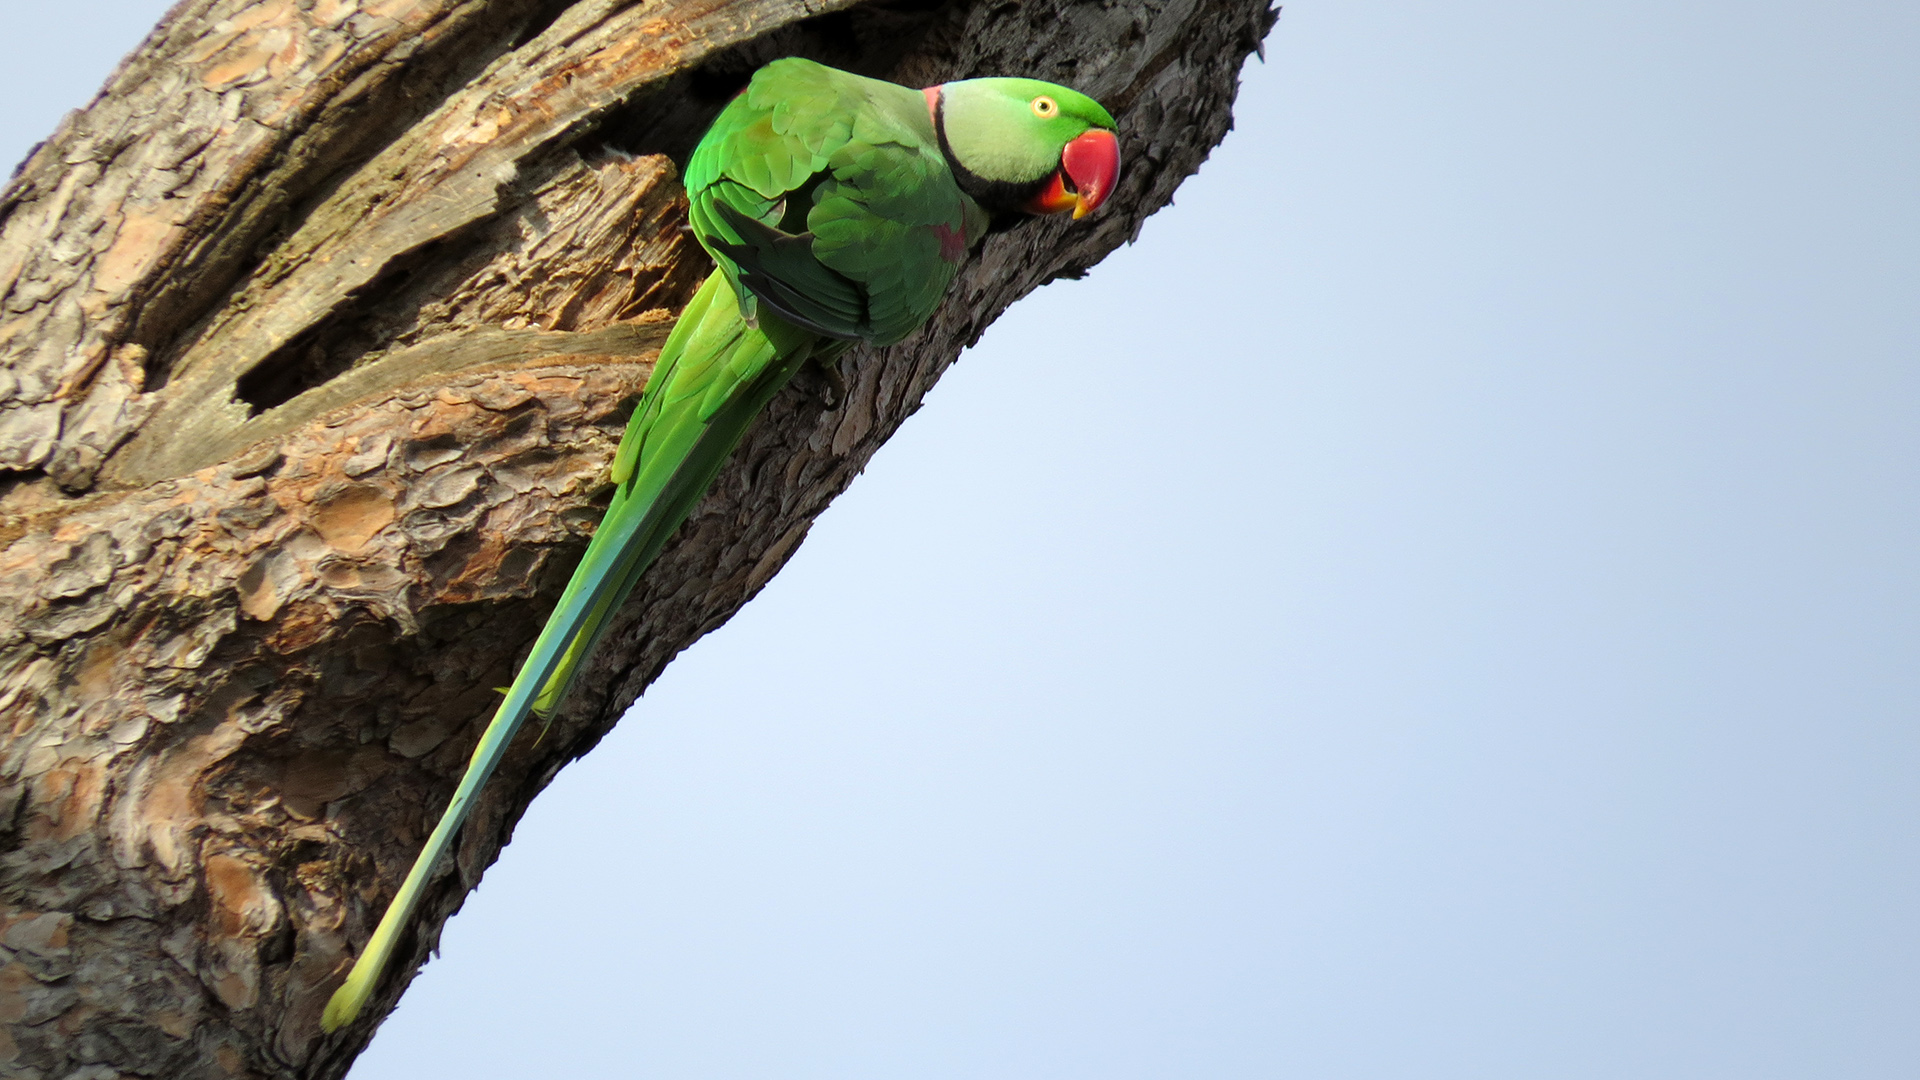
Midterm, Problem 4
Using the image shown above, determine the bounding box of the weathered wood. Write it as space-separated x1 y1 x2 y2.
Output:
0 0 1277 1076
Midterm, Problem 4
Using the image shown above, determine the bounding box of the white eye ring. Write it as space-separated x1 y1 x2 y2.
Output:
1031 96 1058 119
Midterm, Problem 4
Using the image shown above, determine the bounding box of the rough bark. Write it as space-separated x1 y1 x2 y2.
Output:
0 0 1276 1075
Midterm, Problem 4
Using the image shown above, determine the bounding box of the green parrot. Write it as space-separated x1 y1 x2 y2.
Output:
321 57 1119 1032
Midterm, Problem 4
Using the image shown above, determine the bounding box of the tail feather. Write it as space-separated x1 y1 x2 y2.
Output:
321 270 816 1032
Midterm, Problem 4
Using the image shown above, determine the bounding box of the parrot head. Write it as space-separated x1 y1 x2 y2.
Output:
928 77 1120 219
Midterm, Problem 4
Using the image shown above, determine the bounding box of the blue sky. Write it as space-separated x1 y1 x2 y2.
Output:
6 3 1917 1077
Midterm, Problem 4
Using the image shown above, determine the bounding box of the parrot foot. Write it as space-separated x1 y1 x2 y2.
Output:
808 356 849 410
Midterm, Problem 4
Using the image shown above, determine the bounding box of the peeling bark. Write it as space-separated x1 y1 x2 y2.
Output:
0 0 1277 1075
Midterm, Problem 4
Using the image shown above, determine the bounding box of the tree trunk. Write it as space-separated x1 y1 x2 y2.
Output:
0 0 1275 1075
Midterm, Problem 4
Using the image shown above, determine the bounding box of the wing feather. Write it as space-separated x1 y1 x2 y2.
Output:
686 58 984 347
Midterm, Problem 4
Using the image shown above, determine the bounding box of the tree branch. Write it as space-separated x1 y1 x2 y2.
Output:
0 0 1277 1075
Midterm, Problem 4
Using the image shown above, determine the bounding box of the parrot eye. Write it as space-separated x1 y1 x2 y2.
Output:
1030 96 1058 119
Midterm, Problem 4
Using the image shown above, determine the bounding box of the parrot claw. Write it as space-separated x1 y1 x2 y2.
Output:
809 357 848 410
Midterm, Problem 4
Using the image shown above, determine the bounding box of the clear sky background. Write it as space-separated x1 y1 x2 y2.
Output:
6 3 1917 1078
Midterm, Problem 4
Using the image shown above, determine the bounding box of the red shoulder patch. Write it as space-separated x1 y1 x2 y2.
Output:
933 222 968 263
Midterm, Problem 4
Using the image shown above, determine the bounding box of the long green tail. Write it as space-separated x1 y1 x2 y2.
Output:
321 271 818 1032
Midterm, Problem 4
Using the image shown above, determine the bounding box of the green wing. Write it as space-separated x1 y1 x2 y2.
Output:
687 57 987 346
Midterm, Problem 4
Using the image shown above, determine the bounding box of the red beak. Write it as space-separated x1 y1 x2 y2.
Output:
1062 128 1120 219
1024 128 1122 218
